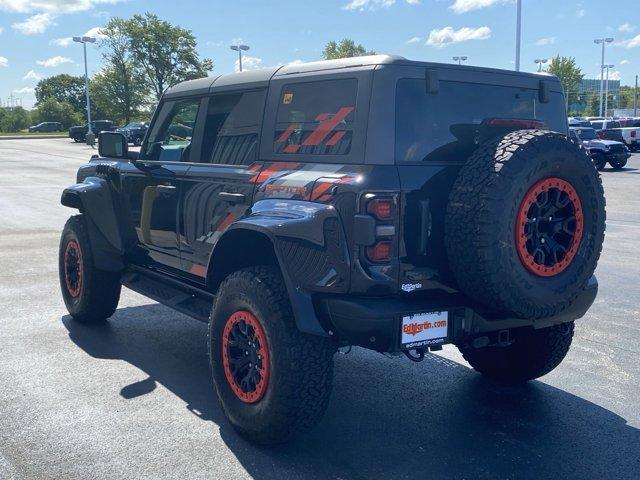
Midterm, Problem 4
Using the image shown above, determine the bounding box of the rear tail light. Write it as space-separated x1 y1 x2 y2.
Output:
367 198 394 221
631 131 636 138
366 241 392 263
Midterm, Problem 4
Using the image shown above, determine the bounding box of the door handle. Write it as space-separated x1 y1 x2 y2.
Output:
156 184 176 196
219 192 246 204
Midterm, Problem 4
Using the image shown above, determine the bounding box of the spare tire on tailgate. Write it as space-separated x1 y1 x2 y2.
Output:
445 129 606 319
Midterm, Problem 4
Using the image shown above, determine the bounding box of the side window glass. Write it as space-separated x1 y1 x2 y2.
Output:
200 90 266 165
143 99 200 162
274 78 357 156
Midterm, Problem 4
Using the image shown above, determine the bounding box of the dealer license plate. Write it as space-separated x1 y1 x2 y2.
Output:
400 311 449 349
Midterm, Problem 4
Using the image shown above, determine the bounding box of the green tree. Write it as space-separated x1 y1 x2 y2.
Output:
97 19 149 123
322 39 375 60
33 97 83 128
0 107 31 132
546 56 583 108
35 74 86 113
91 65 148 124
119 13 213 100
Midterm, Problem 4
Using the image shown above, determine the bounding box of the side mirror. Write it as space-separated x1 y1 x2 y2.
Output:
98 132 128 158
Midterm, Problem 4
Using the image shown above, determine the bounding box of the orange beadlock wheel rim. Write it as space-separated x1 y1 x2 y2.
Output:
515 177 584 277
222 310 270 403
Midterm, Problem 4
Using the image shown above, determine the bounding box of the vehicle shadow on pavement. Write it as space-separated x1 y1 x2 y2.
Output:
63 304 640 480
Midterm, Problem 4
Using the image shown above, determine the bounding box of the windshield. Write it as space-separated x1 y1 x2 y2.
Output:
575 128 598 140
591 122 603 129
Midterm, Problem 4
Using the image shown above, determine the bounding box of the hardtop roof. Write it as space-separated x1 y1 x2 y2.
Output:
163 54 561 98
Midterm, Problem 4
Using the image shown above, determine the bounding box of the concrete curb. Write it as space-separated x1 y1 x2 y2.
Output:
0 135 68 140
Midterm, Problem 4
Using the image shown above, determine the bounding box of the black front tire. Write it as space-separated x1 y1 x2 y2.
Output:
593 153 607 170
209 266 335 445
59 215 121 324
609 157 627 170
459 322 575 383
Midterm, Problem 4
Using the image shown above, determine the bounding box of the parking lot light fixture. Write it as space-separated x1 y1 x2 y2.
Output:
604 64 615 117
230 44 250 72
73 35 96 144
515 0 522 71
453 56 468 65
534 58 548 72
594 37 614 116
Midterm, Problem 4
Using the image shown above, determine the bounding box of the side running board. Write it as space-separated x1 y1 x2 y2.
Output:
121 267 213 322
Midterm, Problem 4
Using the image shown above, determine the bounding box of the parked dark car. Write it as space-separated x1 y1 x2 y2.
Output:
115 122 148 146
28 122 63 133
569 126 630 170
68 120 115 143
60 55 605 445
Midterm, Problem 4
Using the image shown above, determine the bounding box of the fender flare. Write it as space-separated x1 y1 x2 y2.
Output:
207 199 351 337
61 176 125 271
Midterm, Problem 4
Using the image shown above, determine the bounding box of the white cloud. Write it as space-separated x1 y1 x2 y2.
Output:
619 23 636 33
13 87 35 94
406 36 421 44
235 55 262 72
0 27 3 34
620 59 630 65
607 70 621 81
36 55 72 67
427 26 491 47
12 12 54 34
535 36 556 46
83 26 105 39
206 40 224 47
0 56 8 67
449 0 509 14
0 0 125 14
51 36 72 46
343 0 419 11
616 34 640 48
576 8 585 17
23 69 42 81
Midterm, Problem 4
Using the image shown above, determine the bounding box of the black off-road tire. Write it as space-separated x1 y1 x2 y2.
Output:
133 135 143 146
59 215 121 323
446 130 605 319
208 266 335 445
592 153 607 171
459 322 575 383
609 157 627 170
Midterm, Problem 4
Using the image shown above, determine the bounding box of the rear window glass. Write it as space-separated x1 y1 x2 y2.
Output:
274 78 357 156
591 121 603 129
395 79 566 163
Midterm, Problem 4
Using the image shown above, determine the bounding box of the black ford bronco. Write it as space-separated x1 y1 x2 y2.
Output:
59 55 606 444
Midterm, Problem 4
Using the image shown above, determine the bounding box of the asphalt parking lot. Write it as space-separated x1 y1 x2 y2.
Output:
0 138 638 480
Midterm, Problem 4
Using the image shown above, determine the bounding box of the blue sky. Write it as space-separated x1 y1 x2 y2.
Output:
0 0 638 108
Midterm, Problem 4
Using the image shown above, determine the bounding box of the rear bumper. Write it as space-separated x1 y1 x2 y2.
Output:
317 276 598 352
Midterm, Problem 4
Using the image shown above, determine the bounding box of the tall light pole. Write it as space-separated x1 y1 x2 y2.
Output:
515 0 522 71
73 35 96 145
594 37 614 117
452 56 468 65
230 44 250 72
603 64 614 117
534 58 548 72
